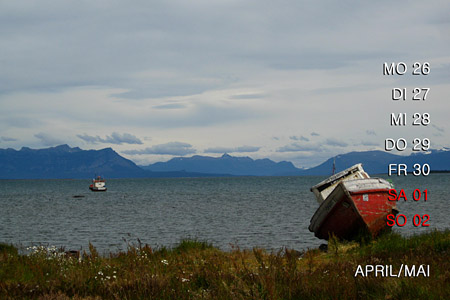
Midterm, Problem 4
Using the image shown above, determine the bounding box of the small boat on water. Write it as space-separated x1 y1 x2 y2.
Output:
309 164 398 240
89 176 107 192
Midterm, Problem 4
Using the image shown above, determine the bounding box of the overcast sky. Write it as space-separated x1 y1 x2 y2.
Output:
1 0 449 168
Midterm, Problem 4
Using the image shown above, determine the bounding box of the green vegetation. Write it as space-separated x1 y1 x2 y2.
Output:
1 231 449 299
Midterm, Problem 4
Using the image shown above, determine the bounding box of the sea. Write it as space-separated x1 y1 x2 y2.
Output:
0 174 448 254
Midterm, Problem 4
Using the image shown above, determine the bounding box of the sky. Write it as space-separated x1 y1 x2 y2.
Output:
1 0 449 168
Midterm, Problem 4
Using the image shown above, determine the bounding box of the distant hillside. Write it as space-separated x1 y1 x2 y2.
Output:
142 153 301 176
302 149 450 175
396 150 450 171
144 150 450 177
0 145 223 179
302 151 399 175
0 145 149 179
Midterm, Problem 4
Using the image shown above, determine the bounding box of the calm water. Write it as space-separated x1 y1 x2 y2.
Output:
0 174 448 253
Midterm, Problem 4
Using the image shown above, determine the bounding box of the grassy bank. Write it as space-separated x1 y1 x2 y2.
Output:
1 230 449 299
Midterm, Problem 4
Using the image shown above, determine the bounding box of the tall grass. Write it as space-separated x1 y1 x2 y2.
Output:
1 230 449 299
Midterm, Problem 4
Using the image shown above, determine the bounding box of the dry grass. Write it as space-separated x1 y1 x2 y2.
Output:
1 231 449 299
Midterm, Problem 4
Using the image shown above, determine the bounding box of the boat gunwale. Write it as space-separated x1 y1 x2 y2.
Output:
309 177 396 239
310 163 365 192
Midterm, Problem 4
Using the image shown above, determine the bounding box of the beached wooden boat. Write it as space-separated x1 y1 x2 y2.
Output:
89 176 107 192
309 164 398 240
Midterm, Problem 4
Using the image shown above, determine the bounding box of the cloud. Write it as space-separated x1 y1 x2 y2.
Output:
0 136 17 142
204 145 261 153
277 137 348 153
145 101 263 128
324 138 348 148
77 132 143 145
360 140 379 146
1 117 42 128
276 143 321 153
290 135 309 142
261 52 356 71
236 146 261 152
432 124 444 132
113 78 224 99
1 1 449 165
153 103 186 110
76 134 99 144
230 93 265 100
122 142 196 156
3 1 437 99
34 133 65 146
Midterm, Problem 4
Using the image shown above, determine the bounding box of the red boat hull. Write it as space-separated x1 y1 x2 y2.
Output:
309 178 397 240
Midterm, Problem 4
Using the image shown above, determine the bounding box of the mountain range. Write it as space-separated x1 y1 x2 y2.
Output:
0 144 449 179
143 149 450 176
0 145 224 179
141 153 300 176
300 149 450 175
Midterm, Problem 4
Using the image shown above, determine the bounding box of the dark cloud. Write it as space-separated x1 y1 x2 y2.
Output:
77 132 143 145
236 146 261 152
76 134 99 144
34 133 65 146
0 1 232 98
204 145 260 153
311 132 320 137
325 138 348 148
366 130 376 136
123 142 196 156
276 143 321 153
3 1 443 98
0 136 17 142
290 135 309 142
432 124 445 132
